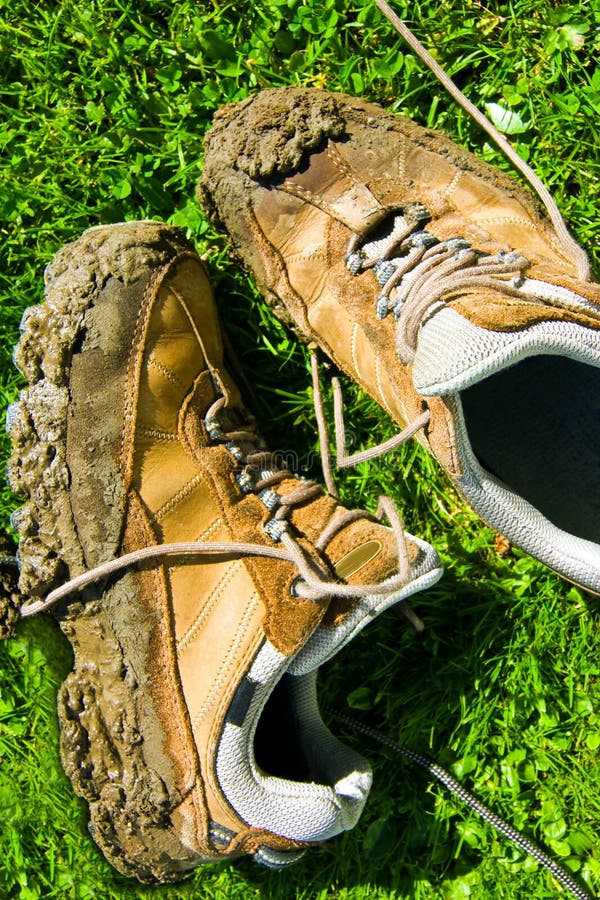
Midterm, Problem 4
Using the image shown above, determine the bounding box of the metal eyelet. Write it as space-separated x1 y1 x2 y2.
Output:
263 518 288 542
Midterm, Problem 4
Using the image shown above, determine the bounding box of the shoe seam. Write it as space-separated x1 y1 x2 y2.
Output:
176 558 244 652
155 472 205 522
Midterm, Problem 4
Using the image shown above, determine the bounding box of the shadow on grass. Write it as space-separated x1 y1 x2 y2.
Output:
0 523 597 899
191 548 597 898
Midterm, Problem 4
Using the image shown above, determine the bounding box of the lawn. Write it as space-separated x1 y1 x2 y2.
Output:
0 1 599 898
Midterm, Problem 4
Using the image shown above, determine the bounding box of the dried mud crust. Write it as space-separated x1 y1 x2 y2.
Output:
0 536 21 639
57 598 200 882
198 86 547 240
203 88 346 181
6 223 205 882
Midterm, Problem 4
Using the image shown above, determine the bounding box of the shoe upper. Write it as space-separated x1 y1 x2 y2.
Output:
199 87 600 594
7 221 442 880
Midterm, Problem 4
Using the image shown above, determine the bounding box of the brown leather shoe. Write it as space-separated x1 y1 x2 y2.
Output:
7 221 441 881
199 87 600 595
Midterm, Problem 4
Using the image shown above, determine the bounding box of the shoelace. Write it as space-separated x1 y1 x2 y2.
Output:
311 351 430 499
19 384 412 618
329 710 595 900
373 0 591 283
345 211 530 363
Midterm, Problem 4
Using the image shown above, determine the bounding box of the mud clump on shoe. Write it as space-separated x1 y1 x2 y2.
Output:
210 88 345 178
198 87 347 227
0 536 21 639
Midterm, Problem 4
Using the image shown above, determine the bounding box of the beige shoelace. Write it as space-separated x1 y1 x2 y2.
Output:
20 386 413 618
311 352 430 498
346 211 530 362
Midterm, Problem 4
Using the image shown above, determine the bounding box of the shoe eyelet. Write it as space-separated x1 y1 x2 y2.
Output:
236 471 254 493
263 518 288 542
289 576 302 597
257 488 280 511
226 441 244 461
205 418 223 440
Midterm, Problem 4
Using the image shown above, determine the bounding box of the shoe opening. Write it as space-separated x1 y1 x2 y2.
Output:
216 662 371 843
461 354 600 544
254 675 314 783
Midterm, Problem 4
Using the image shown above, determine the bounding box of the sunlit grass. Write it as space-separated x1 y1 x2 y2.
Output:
0 1 598 898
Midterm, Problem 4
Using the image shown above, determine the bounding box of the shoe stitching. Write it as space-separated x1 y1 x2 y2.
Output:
350 321 362 381
282 157 382 231
281 143 365 213
129 494 200 805
140 427 178 441
325 142 354 182
286 248 328 265
246 204 315 340
324 216 334 271
166 516 226 583
147 354 187 391
171 282 225 375
120 261 172 482
155 472 205 522
397 139 407 189
281 180 320 205
441 171 462 202
192 593 259 729
471 214 547 232
190 778 211 855
374 352 393 416
194 516 224 542
176 559 244 652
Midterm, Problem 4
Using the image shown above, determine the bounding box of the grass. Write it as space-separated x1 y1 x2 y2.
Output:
0 0 599 898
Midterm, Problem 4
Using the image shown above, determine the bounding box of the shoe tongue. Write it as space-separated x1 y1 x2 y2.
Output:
412 302 600 397
288 534 440 677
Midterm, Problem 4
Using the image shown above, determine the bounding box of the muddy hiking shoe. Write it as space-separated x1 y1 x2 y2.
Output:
6 221 441 882
199 87 600 596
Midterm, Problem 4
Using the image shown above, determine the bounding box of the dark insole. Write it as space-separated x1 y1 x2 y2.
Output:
254 676 312 782
461 355 600 544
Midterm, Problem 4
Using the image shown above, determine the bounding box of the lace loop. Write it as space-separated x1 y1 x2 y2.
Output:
309 350 431 482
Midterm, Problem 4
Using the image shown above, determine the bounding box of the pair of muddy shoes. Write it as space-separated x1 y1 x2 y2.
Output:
7 87 600 882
